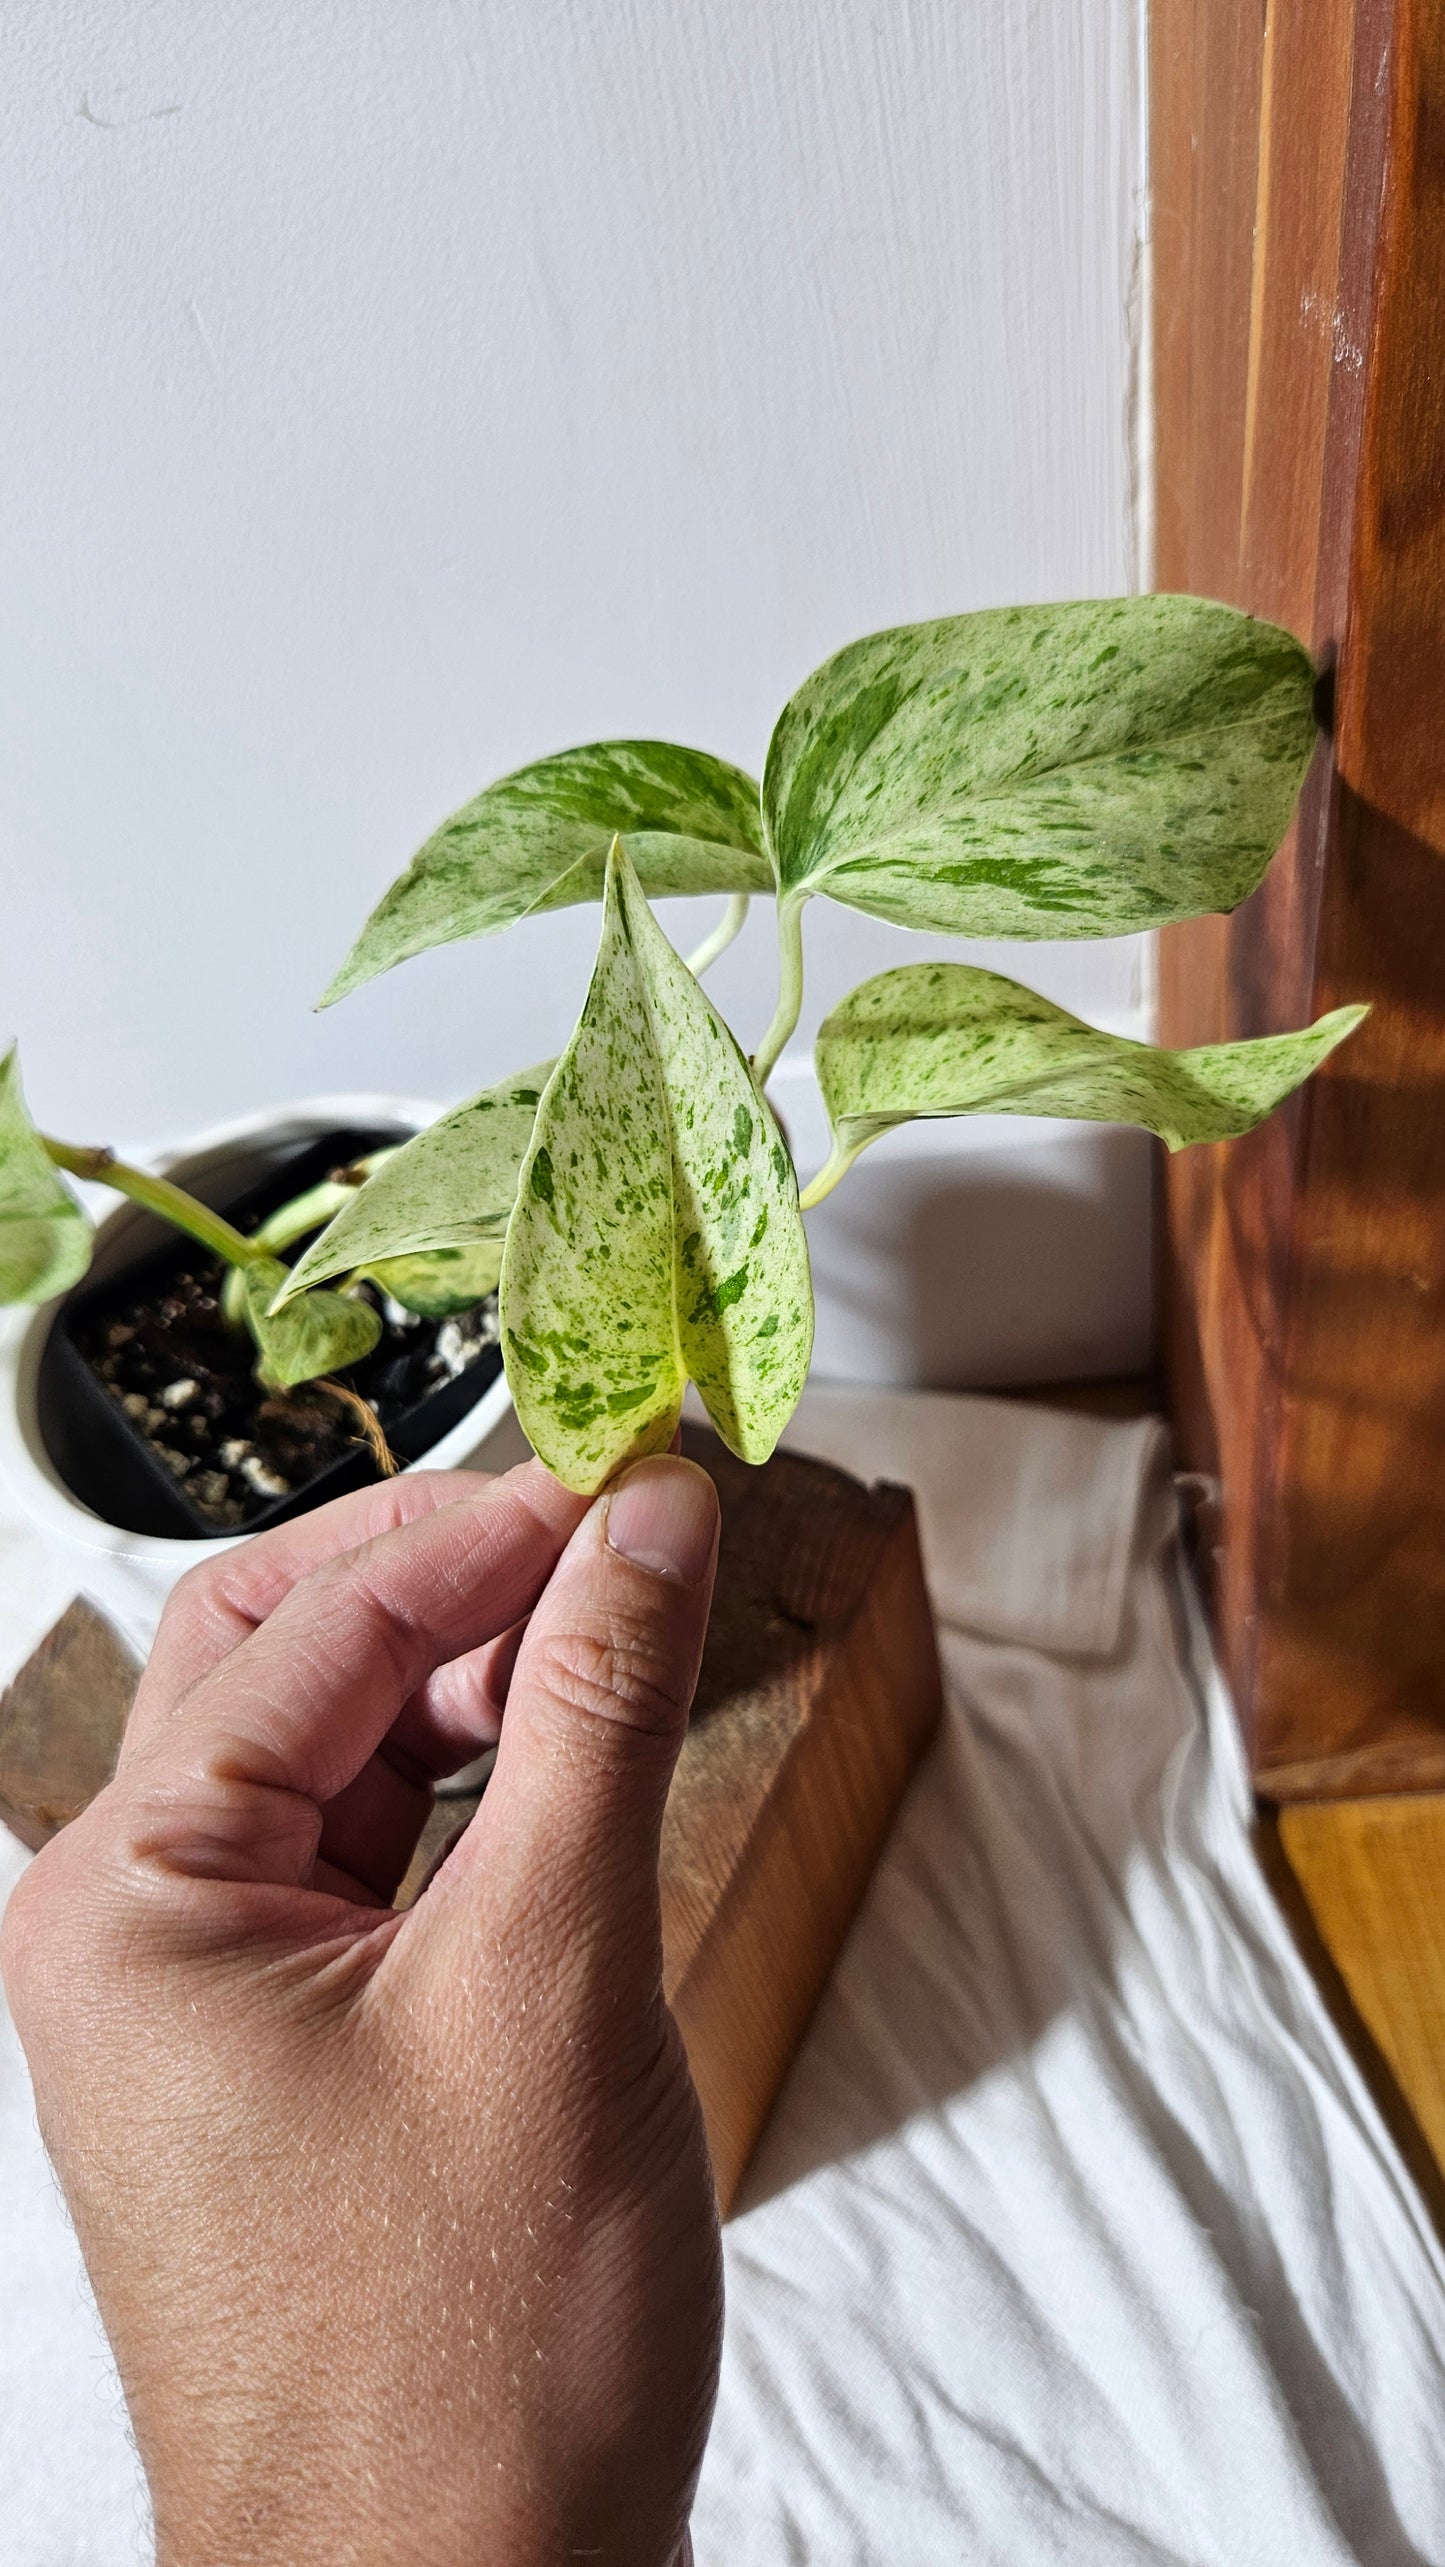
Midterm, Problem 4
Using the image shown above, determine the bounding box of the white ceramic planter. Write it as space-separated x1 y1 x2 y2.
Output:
0 1095 516 1612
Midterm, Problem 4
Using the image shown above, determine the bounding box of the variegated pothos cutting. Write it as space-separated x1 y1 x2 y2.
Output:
499 843 813 1491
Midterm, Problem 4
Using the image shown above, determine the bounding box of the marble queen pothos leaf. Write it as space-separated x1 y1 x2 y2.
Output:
240 1258 383 1388
278 1064 554 1306
762 596 1317 940
501 843 812 1493
365 1243 505 1318
0 1045 93 1303
322 741 770 1003
808 963 1367 1197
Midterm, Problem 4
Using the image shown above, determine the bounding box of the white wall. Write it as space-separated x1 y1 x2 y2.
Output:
2 0 1149 1385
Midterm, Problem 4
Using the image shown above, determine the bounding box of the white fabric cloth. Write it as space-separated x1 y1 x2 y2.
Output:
2 1388 1444 2564
695 1389 1445 2565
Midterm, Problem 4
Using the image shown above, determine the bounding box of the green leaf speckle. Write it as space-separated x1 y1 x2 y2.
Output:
763 598 1317 939
277 1061 554 1308
812 963 1367 1178
323 741 769 1002
499 845 813 1492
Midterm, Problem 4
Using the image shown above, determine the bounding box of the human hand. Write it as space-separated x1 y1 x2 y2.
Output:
1 1453 723 2566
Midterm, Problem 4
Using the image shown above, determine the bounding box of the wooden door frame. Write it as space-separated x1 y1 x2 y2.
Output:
1153 0 1445 1795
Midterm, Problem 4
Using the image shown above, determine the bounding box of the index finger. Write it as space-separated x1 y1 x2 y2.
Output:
123 1462 585 1763
112 1465 592 1887
131 1470 494 1729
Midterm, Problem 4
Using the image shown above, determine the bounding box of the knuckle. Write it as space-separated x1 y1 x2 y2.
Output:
527 1613 692 1743
0 1831 84 2020
339 1559 430 1683
155 1552 256 1670
170 1546 229 1610
159 1552 228 1636
0 1862 44 2011
286 1548 421 1691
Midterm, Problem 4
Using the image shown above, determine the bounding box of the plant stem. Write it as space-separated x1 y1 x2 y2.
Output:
41 1137 267 1271
751 894 807 1087
218 1151 396 1323
797 1142 858 1211
248 1154 394 1260
683 892 750 980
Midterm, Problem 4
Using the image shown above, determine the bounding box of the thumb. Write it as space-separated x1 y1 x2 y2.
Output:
425 1455 719 1943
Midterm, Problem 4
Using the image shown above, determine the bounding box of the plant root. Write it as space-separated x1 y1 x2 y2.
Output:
315 1376 400 1476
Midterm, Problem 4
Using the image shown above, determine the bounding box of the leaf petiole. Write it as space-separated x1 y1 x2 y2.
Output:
216 1152 395 1323
40 1137 269 1275
797 1144 857 1212
683 892 750 980
751 893 807 1087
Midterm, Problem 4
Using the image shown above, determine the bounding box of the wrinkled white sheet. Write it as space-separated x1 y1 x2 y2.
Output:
3 1388 1444 2566
690 1390 1445 2564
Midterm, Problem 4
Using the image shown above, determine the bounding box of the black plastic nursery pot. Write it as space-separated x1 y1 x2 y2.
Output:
37 1124 505 1541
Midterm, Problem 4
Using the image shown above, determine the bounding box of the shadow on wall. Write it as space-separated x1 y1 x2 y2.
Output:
801 1120 1156 1388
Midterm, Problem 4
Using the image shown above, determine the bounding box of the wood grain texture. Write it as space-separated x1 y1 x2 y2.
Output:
662 1424 942 2210
1337 7 1445 843
1278 1794 1445 2184
1154 0 1445 1795
0 1598 141 1852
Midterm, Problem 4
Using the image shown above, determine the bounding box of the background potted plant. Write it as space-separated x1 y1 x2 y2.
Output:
0 594 1362 1537
0 1082 519 1563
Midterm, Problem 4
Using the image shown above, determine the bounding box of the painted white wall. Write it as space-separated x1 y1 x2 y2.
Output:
1 0 1149 1386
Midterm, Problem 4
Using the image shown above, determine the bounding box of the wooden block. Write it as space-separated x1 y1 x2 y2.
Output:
661 1423 942 2211
1278 1795 1445 2190
0 1598 141 1852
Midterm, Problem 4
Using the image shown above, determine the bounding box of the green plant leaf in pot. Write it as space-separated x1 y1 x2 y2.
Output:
501 841 813 1494
240 1257 383 1389
763 596 1317 942
805 962 1367 1201
277 1063 554 1305
322 742 770 1004
0 1045 94 1302
366 1241 505 1317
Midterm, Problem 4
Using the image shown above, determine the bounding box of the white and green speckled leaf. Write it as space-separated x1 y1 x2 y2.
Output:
808 963 1367 1196
366 1241 504 1317
0 1046 93 1303
322 742 769 1004
763 597 1317 940
241 1257 383 1388
501 843 813 1493
277 1064 553 1306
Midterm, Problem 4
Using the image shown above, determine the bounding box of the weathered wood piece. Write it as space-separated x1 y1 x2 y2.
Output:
660 1424 942 2209
1277 1793 1445 2199
0 1598 141 1851
1153 0 1445 1795
4 1431 943 2212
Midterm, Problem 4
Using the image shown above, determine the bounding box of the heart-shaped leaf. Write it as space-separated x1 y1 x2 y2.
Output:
367 1242 504 1317
278 1064 554 1305
808 963 1367 1196
322 742 769 1004
763 597 1316 940
0 1046 93 1303
242 1257 383 1388
501 843 813 1493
